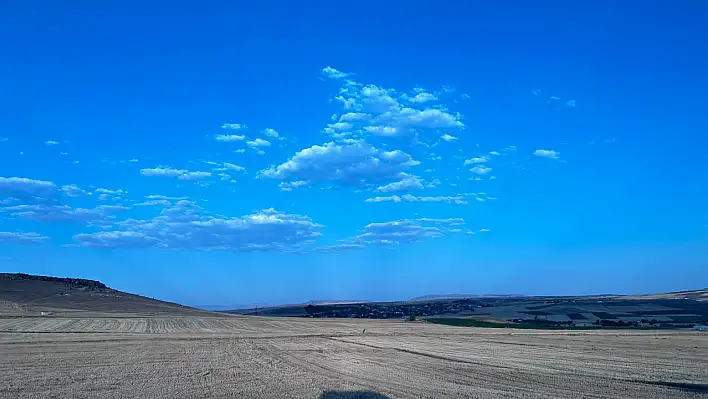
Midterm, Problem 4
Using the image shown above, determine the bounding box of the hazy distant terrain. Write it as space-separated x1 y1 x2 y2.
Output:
1 275 706 398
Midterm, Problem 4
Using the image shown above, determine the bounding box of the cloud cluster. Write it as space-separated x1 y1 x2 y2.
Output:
0 177 57 199
260 141 420 187
0 231 50 245
73 201 323 252
1 204 129 224
352 217 464 246
365 194 467 204
325 71 464 138
141 167 212 181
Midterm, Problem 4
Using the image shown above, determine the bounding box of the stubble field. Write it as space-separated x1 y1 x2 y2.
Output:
1 315 706 398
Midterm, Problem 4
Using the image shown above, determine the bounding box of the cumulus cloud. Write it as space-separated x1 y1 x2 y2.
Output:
440 134 457 142
140 168 211 181
566 100 576 107
262 128 280 138
260 141 420 187
533 149 560 159
376 175 423 193
45 140 59 145
221 123 246 130
464 157 488 165
325 73 465 137
73 203 323 252
0 231 50 245
321 66 349 79
363 125 399 136
409 92 438 104
347 217 465 246
365 194 467 204
246 138 271 148
215 134 245 142
488 151 501 156
61 184 90 197
470 166 493 175
339 112 371 122
2 204 128 224
0 177 57 199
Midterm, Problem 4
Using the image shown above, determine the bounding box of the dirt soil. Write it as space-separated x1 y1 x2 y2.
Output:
1 314 706 398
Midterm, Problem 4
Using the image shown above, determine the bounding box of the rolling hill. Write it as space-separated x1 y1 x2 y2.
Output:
0 273 209 316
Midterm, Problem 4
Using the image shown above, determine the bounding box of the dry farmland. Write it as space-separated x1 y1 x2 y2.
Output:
1 314 707 399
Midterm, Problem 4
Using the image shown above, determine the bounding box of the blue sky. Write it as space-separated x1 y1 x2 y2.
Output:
1 1 707 306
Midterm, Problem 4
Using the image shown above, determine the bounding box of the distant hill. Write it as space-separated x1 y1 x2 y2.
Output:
0 273 211 316
619 288 708 302
409 294 526 301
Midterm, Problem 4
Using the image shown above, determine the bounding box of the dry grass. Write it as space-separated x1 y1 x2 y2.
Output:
1 314 706 398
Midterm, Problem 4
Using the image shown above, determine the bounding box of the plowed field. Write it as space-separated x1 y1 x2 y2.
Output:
1 315 706 398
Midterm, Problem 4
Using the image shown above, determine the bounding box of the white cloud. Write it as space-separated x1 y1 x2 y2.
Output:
181 171 212 181
95 188 125 196
128 159 139 163
479 228 491 233
363 125 399 136
262 128 280 138
440 134 457 142
260 141 419 187
2 204 128 224
313 243 365 253
222 123 246 130
215 134 245 142
566 100 576 107
329 76 465 137
533 89 541 96
0 177 57 198
321 66 349 79
278 180 309 192
223 163 246 172
464 157 488 165
339 112 370 122
61 184 90 197
73 204 322 252
140 167 211 180
145 195 188 201
135 200 172 207
234 149 246 153
409 92 438 104
533 149 560 159
45 140 59 145
376 175 423 193
349 217 464 246
488 151 500 156
470 166 493 175
365 194 467 204
246 138 271 148
0 231 49 245
324 122 353 135
549 96 561 101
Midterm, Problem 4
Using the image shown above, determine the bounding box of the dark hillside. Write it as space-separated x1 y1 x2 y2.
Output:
0 273 211 316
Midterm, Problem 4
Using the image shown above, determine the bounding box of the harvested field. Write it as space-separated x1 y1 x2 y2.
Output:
1 314 706 398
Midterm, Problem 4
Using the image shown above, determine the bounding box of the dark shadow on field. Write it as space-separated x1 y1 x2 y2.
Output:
319 391 392 399
633 380 708 393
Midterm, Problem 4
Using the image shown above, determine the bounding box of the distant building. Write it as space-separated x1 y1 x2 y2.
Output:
694 324 708 331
